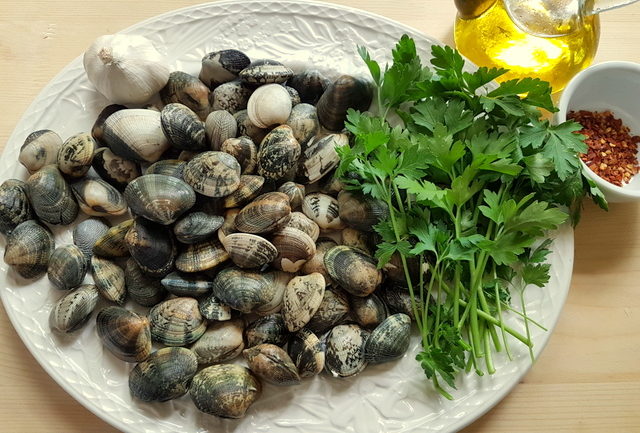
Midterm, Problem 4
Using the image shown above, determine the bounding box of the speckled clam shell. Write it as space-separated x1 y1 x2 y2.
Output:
283 212 319 241
124 174 196 225
91 255 126 304
324 324 369 378
301 133 348 184
160 71 210 120
199 49 251 88
288 69 331 105
277 182 305 210
255 271 290 316
149 297 206 347
102 109 170 163
96 306 152 363
302 192 344 230
220 137 257 175
341 227 373 255
234 191 291 234
92 147 140 190
350 293 389 329
286 103 319 148
247 84 292 129
129 347 198 402
124 258 167 307
288 328 325 378
217 208 240 244
175 239 229 273
173 212 224 244
256 125 301 181
92 104 126 145
316 75 373 131
145 159 186 179
49 284 99 333
306 286 350 334
191 318 245 365
223 175 264 209
0 179 33 235
71 177 127 217
270 227 316 273
222 233 277 270
243 343 300 386
245 313 288 348
19 129 62 174
4 220 54 279
47 245 87 291
57 132 97 178
72 217 110 260
282 273 325 333
239 59 293 85
324 245 382 297
160 103 207 151
27 165 78 225
284 86 301 106
190 364 261 419
234 109 268 144
93 219 133 258
161 271 213 297
205 110 237 151
364 313 411 364
211 267 277 314
301 238 338 285
198 292 232 321
125 218 176 278
338 190 389 232
211 79 252 114
378 284 416 320
183 151 241 198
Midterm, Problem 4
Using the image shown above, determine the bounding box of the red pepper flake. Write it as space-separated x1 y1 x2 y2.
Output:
568 110 640 186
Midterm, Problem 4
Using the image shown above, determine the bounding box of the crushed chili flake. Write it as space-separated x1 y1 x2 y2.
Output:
568 110 640 186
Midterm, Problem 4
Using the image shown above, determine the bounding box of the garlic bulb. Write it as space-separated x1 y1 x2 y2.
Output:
83 34 170 105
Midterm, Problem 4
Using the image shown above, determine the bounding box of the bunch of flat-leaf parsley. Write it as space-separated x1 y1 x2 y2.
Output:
336 35 606 399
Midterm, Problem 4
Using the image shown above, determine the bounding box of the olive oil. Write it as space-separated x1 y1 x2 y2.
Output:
454 0 600 92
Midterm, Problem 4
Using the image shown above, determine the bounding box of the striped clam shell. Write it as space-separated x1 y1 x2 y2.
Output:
47 244 88 291
27 165 78 225
0 179 33 235
149 297 207 346
71 177 128 217
49 284 99 333
124 174 196 225
160 71 211 120
160 103 207 151
91 255 126 304
191 318 245 365
282 273 325 333
57 132 97 178
4 220 54 279
183 151 241 198
242 343 300 386
96 306 152 363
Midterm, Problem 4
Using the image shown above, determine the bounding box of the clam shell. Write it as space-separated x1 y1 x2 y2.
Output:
71 177 128 217
190 364 261 418
284 86 301 106
175 239 229 273
301 133 349 183
277 182 305 210
316 75 373 131
93 219 133 258
319 170 346 196
47 245 88 291
27 165 78 225
124 174 196 225
306 286 350 334
160 103 207 151
145 159 186 179
247 84 292 129
161 271 213 297
234 191 291 234
283 211 319 241
205 110 237 151
270 227 316 273
211 79 252 114
341 227 373 255
324 246 382 297
19 129 62 173
92 104 126 145
243 343 300 386
234 109 268 144
223 175 264 209
338 190 389 232
254 270 291 316
73 217 110 260
102 109 170 163
0 179 33 235
198 292 232 321
379 284 416 320
282 273 325 332
288 69 331 105
149 297 207 346
200 49 251 88
220 137 257 174
256 125 301 181
4 220 54 279
125 218 176 277
124 258 167 307
324 324 369 377
211 267 277 314
245 313 288 348
350 293 389 329
57 132 97 178
285 103 319 148
91 255 126 304
49 284 99 333
218 208 240 244
288 328 325 378
302 192 344 230
129 347 198 402
96 306 152 363
364 313 411 364
174 212 224 244
191 318 245 365
222 232 278 269
160 71 211 120
92 147 140 190
239 59 293 85
183 151 241 198
301 238 338 284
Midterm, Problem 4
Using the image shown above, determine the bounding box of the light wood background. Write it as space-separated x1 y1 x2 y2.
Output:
1 1 639 432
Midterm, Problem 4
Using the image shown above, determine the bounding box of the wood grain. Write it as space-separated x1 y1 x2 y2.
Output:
1 1 639 432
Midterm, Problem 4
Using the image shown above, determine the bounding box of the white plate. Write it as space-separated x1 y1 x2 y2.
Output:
0 1 574 432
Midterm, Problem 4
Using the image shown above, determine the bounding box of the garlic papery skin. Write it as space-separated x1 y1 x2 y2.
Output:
83 34 171 105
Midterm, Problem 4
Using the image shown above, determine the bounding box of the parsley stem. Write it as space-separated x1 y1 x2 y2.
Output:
484 328 496 374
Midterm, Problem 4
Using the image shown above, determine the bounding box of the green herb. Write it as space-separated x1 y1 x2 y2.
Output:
337 35 606 399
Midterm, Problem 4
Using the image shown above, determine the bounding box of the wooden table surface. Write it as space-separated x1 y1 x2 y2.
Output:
1 1 639 432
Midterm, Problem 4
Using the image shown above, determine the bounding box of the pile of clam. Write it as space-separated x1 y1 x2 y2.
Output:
1 49 415 419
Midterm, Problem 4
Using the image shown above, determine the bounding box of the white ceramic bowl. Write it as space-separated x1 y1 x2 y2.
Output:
556 61 640 203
